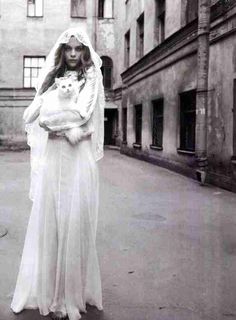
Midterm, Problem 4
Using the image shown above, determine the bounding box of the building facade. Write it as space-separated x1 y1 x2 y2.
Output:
0 0 120 147
117 0 236 192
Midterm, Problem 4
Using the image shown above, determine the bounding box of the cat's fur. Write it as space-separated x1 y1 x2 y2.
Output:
40 77 94 145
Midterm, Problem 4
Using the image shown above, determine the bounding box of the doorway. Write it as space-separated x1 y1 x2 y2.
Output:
104 109 118 145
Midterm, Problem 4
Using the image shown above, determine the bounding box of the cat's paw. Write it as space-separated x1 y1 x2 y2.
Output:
65 128 83 145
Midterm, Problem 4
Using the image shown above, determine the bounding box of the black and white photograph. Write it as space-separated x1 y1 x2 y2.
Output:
0 0 236 319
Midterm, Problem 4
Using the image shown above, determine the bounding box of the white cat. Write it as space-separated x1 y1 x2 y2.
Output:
40 77 94 145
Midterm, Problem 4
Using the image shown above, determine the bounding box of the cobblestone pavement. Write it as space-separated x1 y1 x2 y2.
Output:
0 150 236 320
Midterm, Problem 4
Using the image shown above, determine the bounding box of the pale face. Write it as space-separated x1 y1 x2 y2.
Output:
64 36 84 70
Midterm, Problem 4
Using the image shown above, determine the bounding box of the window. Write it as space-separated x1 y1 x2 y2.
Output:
98 0 113 18
137 13 144 59
152 99 164 148
71 0 86 17
233 80 236 158
124 30 130 68
101 56 113 90
134 104 142 145
122 108 127 143
186 0 198 23
179 90 196 151
157 0 166 43
27 0 43 17
23 56 45 88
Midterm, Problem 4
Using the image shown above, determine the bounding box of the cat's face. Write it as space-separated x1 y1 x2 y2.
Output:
56 78 76 97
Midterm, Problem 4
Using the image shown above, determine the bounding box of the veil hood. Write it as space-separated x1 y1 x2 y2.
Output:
37 28 102 92
26 28 105 201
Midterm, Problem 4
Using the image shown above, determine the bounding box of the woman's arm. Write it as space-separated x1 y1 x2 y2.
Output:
23 96 42 124
41 66 98 132
23 83 57 124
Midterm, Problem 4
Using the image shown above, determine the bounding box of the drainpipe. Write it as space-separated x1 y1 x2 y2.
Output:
93 0 97 50
195 0 210 185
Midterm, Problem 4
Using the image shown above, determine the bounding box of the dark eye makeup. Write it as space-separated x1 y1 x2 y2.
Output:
64 45 83 51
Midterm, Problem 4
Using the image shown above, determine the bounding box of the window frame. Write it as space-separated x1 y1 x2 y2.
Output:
98 0 114 18
156 0 166 44
151 98 164 149
186 0 199 24
178 90 196 152
136 12 144 59
27 0 44 18
101 56 113 90
122 107 128 143
124 30 130 69
233 79 236 159
71 0 87 18
23 56 45 89
134 104 143 147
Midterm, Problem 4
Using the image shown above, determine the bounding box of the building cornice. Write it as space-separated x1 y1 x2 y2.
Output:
121 1 236 87
0 88 35 107
121 20 198 85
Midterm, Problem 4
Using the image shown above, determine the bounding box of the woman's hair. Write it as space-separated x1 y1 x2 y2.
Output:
39 41 93 95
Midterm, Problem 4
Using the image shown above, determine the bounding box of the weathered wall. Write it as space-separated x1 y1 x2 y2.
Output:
0 107 26 143
120 3 236 190
0 0 118 145
122 53 197 173
0 0 101 88
114 0 184 87
207 34 236 177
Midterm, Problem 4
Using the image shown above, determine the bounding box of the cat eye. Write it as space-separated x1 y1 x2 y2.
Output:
62 85 66 88
68 84 72 87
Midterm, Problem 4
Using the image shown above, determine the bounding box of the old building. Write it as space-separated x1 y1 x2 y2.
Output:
0 0 120 147
116 0 236 191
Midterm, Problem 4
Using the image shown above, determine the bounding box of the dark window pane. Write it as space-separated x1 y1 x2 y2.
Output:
233 79 236 156
135 104 142 144
122 108 127 142
124 30 130 68
180 90 196 151
152 99 164 147
98 0 104 17
101 56 113 89
159 12 165 43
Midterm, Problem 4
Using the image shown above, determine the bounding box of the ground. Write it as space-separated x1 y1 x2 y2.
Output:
0 149 236 320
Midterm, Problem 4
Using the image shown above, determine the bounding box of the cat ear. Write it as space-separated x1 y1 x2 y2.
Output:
55 78 60 87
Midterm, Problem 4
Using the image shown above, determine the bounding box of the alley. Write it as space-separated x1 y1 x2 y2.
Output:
0 150 236 320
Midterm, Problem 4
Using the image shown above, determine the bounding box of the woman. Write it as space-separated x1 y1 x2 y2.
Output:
11 28 104 320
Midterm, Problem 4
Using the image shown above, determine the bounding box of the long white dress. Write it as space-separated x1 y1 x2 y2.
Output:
11 67 103 320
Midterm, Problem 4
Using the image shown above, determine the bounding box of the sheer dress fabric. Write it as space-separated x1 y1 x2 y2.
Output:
11 66 103 320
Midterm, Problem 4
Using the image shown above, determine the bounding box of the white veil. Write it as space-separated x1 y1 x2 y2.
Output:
26 28 105 201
